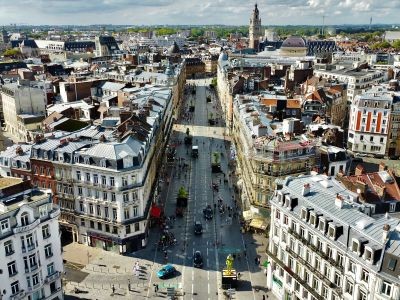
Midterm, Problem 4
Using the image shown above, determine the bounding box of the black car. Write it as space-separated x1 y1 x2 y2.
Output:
203 205 213 220
194 221 203 235
193 251 203 268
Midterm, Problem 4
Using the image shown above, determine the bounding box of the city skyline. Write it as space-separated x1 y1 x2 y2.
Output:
0 0 399 26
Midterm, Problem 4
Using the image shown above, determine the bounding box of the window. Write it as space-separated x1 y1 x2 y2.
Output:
334 272 342 286
8 261 17 276
26 234 34 248
359 289 367 300
100 160 107 168
93 174 98 184
47 263 54 276
352 240 359 253
110 177 115 186
112 208 117 220
1 220 10 234
319 220 325 232
322 285 328 299
5 240 14 256
78 186 82 196
123 193 129 203
105 207 109 218
389 203 396 212
126 225 131 234
103 191 108 200
80 219 85 226
90 221 94 229
381 281 392 296
133 206 138 217
105 224 110 232
97 205 101 216
97 222 102 231
87 188 92 197
134 223 140 232
85 172 90 182
76 171 81 181
349 260 356 273
124 208 130 219
361 269 369 283
101 175 107 185
44 244 53 258
89 204 94 215
275 209 281 220
11 281 19 295
328 225 335 238
112 226 118 234
337 253 344 267
364 249 372 262
283 215 288 225
122 177 128 186
300 226 305 238
79 201 84 212
42 224 50 239
111 193 116 202
21 212 29 226
345 281 354 295
387 258 397 271
32 273 39 286
29 254 37 269
301 208 307 220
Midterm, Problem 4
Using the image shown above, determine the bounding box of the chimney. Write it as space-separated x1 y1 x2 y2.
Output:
335 193 344 209
379 162 387 172
302 183 310 196
382 224 390 243
355 164 365 175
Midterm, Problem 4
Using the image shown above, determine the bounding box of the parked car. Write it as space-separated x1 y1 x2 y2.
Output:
193 251 203 268
157 264 176 279
194 221 203 235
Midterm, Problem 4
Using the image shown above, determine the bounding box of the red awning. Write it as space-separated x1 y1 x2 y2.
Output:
150 205 162 218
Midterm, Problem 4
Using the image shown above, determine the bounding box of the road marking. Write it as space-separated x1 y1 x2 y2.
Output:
192 269 194 281
207 270 210 281
208 283 210 294
206 247 209 256
207 258 209 267
192 283 194 296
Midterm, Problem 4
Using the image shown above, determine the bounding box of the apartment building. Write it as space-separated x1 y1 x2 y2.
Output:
347 88 394 156
0 181 63 300
313 66 385 102
1 82 46 142
266 174 400 300
232 94 317 209
0 144 32 179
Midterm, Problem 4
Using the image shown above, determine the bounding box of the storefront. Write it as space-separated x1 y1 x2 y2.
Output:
88 231 122 254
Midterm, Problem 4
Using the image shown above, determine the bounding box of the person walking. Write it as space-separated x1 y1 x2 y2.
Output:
112 284 115 294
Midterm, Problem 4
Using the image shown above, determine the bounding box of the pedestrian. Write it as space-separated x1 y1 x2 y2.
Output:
128 279 131 291
263 295 266 300
112 284 115 294
154 283 159 293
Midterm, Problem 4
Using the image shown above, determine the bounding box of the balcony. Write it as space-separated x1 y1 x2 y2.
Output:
14 219 40 234
45 271 61 283
50 207 61 219
10 290 26 300
118 182 141 192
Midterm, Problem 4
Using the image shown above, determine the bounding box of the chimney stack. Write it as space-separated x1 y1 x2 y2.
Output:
335 193 344 209
382 224 390 243
302 183 310 196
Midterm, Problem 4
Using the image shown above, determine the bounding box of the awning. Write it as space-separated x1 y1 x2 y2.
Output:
249 218 267 231
150 205 162 218
242 210 253 221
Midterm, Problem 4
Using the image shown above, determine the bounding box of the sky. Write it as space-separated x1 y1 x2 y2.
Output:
0 0 399 26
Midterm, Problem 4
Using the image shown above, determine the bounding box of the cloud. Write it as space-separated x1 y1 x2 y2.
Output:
0 0 398 25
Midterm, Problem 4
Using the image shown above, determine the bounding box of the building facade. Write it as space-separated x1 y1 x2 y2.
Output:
0 186 63 300
266 174 400 300
347 89 393 156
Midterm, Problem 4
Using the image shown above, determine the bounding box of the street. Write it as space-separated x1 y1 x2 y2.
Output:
63 78 274 300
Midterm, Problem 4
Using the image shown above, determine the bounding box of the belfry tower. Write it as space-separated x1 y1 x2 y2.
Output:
249 4 262 50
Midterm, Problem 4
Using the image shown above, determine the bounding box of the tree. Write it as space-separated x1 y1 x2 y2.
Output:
2 48 21 58
393 40 400 50
177 186 188 198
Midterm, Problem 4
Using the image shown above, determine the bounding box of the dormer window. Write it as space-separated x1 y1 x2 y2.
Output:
319 220 325 232
364 248 373 263
301 207 309 221
59 154 64 162
328 225 335 239
84 157 90 164
74 155 79 163
309 212 318 227
21 212 29 226
100 159 107 168
352 239 360 253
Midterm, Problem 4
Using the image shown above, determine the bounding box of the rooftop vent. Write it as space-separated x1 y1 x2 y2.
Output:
335 193 344 209
302 183 310 196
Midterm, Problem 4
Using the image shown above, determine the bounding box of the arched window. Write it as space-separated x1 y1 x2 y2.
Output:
21 212 29 226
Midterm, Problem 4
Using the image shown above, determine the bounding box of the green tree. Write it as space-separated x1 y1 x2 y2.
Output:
2 48 21 58
393 40 400 50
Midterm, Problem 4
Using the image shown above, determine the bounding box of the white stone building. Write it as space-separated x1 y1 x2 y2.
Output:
0 187 63 300
0 82 46 142
266 174 400 300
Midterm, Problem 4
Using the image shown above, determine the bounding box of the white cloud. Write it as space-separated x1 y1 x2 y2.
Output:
0 0 398 25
